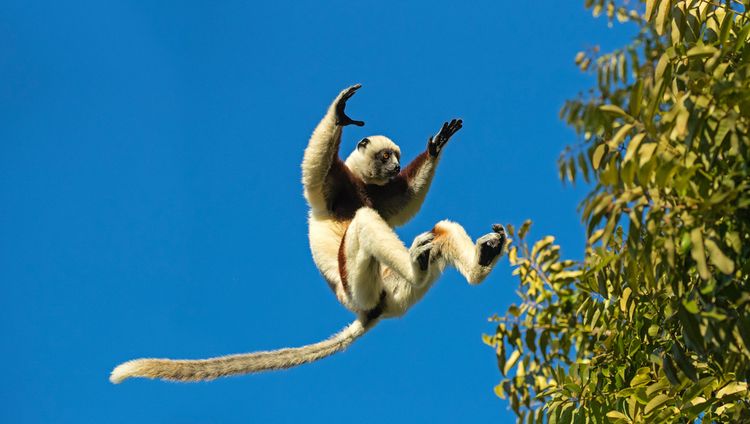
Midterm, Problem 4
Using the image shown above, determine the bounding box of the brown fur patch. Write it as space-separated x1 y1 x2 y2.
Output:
403 151 429 180
431 224 449 239
326 159 371 220
338 226 350 297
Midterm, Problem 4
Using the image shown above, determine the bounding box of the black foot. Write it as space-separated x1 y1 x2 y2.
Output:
477 224 506 266
411 232 435 271
335 84 365 127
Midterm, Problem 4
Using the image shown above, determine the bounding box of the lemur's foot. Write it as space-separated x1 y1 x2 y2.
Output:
410 232 435 271
335 84 365 127
477 224 507 266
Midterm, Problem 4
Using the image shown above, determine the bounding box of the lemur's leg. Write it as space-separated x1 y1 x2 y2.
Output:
340 207 429 311
431 221 507 285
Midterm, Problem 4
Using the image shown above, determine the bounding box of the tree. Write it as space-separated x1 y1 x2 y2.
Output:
485 1 750 422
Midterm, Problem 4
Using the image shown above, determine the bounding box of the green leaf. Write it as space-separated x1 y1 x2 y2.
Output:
605 410 630 421
600 104 630 118
644 394 670 415
704 238 735 275
646 378 670 397
719 11 733 45
686 45 718 58
690 228 710 280
716 381 747 398
645 0 659 21
619 287 632 314
671 341 698 381
628 79 643 116
663 355 680 385
592 144 608 169
654 0 670 35
518 219 532 240
608 124 633 148
504 349 521 375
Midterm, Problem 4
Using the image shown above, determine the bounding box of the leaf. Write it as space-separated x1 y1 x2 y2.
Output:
592 144 608 169
629 79 643 116
600 104 630 118
690 228 710 280
646 378 670 397
644 394 670 415
504 349 521 375
518 220 532 240
645 0 659 22
623 133 646 162
605 410 630 421
620 287 632 313
663 355 680 385
705 238 735 275
655 0 670 36
686 45 718 58
671 340 699 380
608 124 634 148
655 53 670 81
719 11 733 45
716 381 747 398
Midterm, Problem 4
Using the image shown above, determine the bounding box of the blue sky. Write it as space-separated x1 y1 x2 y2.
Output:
1 1 633 422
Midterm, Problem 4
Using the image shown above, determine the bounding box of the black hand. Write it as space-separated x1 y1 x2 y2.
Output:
335 84 365 127
428 118 462 157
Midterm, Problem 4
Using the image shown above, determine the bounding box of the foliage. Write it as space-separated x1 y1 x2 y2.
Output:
486 0 750 422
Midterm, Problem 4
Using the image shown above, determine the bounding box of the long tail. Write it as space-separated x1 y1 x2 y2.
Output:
110 318 375 383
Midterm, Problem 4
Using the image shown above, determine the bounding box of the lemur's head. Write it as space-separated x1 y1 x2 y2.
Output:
345 135 401 186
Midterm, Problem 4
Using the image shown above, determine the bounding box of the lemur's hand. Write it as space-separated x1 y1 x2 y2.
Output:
334 84 365 127
428 118 462 157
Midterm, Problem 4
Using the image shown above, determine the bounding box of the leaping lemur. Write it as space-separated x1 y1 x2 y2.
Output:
110 84 506 383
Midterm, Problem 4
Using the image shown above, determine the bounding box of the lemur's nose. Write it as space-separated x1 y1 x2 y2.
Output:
394 165 401 173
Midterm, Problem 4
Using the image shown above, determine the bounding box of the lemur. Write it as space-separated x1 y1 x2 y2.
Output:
110 84 506 383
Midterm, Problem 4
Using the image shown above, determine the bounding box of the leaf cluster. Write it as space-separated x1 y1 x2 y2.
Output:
488 1 750 422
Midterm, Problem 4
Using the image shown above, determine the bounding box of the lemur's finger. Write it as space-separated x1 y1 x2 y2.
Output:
340 84 362 100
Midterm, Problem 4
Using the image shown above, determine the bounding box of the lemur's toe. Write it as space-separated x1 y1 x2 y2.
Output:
492 224 506 236
416 247 431 271
413 232 435 248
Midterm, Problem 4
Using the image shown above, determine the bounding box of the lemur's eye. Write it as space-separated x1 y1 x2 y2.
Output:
383 152 390 159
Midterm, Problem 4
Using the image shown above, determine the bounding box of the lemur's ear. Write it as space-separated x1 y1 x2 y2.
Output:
357 138 370 151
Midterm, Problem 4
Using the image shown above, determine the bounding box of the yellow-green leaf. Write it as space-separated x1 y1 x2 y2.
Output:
592 144 608 169
644 394 670 415
690 228 710 280
620 287 632 313
605 410 630 421
608 124 634 148
623 133 646 163
716 381 747 398
655 0 670 35
705 238 735 275
645 0 658 21
504 349 521 375
687 45 718 58
600 104 630 118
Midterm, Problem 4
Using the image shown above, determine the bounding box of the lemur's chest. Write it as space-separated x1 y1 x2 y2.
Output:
326 160 373 220
328 184 371 220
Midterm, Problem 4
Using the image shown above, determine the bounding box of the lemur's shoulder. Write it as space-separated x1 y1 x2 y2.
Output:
325 159 371 221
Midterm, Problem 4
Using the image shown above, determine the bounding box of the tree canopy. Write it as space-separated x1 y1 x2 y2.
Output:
486 0 750 422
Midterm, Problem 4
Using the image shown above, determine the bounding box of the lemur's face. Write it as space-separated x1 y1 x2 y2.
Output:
349 136 401 186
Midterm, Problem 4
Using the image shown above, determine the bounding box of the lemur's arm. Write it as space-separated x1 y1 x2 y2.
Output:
302 85 364 213
370 119 462 226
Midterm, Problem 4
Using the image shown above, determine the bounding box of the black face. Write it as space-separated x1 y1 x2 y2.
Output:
371 148 401 181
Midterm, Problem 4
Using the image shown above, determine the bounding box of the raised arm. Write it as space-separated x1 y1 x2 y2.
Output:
302 85 364 212
370 119 462 226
